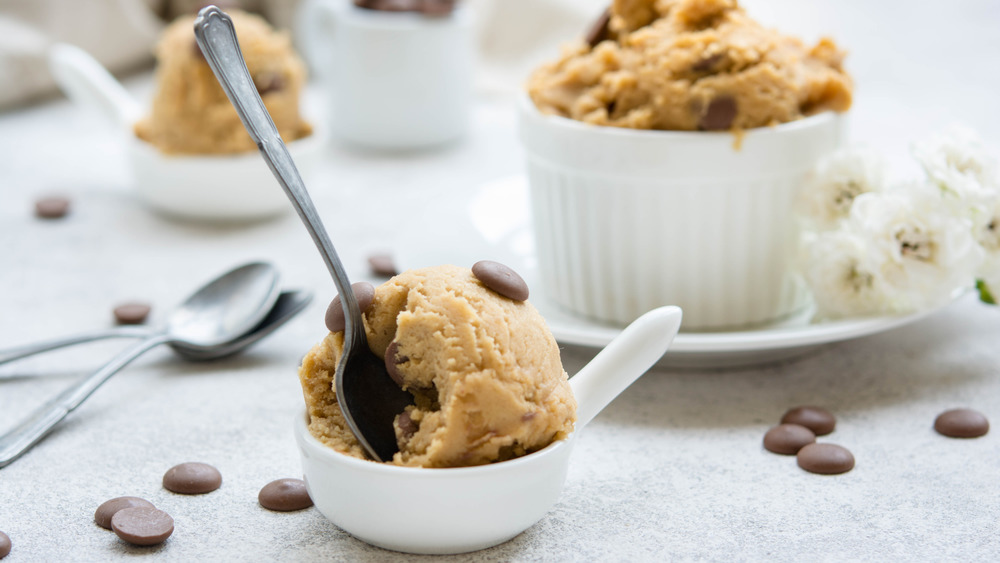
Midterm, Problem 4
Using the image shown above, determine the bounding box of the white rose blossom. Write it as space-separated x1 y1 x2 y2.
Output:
972 192 1000 294
798 147 888 230
847 187 982 312
799 228 897 319
912 124 999 203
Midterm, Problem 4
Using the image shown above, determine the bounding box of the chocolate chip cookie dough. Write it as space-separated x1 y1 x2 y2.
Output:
135 10 312 154
298 265 577 468
528 0 852 131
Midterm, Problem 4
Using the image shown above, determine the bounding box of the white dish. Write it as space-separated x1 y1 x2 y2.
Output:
395 176 954 369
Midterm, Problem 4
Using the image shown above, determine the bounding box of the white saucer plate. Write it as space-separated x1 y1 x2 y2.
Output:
395 176 952 369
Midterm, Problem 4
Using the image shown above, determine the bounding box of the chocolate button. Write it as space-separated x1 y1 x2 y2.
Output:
472 260 529 301
367 253 398 277
162 462 222 495
763 423 816 455
397 409 418 441
781 406 836 436
95 496 156 529
325 282 376 333
113 302 152 325
384 340 408 387
111 507 174 546
699 96 737 131
35 196 71 219
0 531 10 559
796 443 854 475
259 478 313 512
934 408 989 438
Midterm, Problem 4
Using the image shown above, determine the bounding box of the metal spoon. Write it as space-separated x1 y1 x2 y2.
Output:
193 6 412 462
0 289 311 366
0 262 281 467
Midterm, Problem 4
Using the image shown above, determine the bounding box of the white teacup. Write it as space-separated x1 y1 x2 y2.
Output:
300 0 473 150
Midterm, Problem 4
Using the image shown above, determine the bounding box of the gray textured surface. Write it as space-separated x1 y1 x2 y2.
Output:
3 1 1000 560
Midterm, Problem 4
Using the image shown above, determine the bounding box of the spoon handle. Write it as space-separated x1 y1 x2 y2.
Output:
192 7 364 344
569 306 683 429
0 334 169 468
0 327 153 367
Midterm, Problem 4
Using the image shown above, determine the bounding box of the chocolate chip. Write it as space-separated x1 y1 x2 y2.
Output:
111 507 174 546
367 253 398 277
258 478 313 512
370 0 418 11
34 196 70 219
796 443 854 475
0 531 10 559
325 282 376 333
384 340 408 387
585 8 612 47
95 496 156 530
521 411 537 422
253 72 284 95
113 302 151 325
472 260 529 301
699 95 737 131
780 406 836 436
934 408 989 438
162 462 222 495
420 0 456 16
397 409 418 440
692 53 723 72
763 423 816 455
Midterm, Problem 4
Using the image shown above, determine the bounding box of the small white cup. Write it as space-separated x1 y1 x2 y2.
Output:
519 96 845 330
302 0 473 150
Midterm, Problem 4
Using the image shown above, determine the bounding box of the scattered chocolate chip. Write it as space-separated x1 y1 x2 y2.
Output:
796 443 854 475
472 260 529 301
111 507 174 546
258 478 313 512
34 196 71 219
384 340 408 386
367 253 398 277
397 409 418 440
0 531 9 559
585 7 611 47
325 282 376 333
162 462 222 495
253 72 285 95
780 406 836 436
420 0 456 16
95 496 156 530
370 0 416 11
692 53 723 72
698 95 737 131
934 408 989 438
113 302 152 325
763 423 816 455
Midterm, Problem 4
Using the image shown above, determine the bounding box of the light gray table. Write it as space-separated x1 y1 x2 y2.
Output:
2 2 1000 560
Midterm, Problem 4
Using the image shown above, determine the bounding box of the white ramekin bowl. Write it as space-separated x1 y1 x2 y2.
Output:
295 411 575 555
127 130 323 222
518 96 845 330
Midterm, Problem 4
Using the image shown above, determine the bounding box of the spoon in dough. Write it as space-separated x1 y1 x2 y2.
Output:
193 5 412 462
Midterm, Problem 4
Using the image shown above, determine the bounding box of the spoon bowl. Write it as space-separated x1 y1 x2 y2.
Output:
295 306 682 554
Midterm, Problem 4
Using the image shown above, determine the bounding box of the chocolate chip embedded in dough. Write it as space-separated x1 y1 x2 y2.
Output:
95 496 156 530
0 531 10 559
692 52 724 72
934 408 989 438
111 507 174 546
34 196 71 219
472 260 529 301
699 95 738 131
367 253 398 277
585 8 612 47
780 406 836 436
253 72 285 95
258 478 313 512
113 302 152 325
397 409 418 440
384 340 408 387
796 443 854 475
763 423 816 455
325 282 376 333
162 462 222 495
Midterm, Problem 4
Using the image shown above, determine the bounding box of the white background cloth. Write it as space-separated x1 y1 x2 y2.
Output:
2 1 1000 560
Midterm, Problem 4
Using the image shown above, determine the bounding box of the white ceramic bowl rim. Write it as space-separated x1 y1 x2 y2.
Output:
295 410 574 477
332 0 471 29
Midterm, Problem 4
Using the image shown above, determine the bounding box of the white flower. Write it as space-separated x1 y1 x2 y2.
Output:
972 192 1000 288
799 228 897 319
798 147 887 230
912 124 999 203
848 188 982 311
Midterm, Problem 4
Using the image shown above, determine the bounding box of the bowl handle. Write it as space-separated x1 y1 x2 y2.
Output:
48 43 142 128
